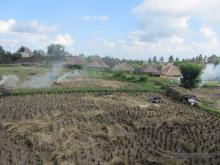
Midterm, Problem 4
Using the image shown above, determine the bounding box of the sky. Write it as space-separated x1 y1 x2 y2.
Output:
1 0 220 60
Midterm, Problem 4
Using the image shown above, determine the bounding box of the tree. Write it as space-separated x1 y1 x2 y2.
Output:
197 54 203 63
175 57 179 62
0 46 8 64
78 53 85 57
33 50 46 57
47 44 65 60
10 52 21 62
148 58 152 64
207 54 220 65
159 56 164 63
87 55 101 62
168 55 174 63
0 46 21 63
179 63 203 89
102 56 120 67
0 46 5 55
153 56 157 63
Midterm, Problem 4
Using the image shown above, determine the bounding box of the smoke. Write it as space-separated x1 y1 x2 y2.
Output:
0 75 20 88
201 64 220 83
0 64 85 89
57 70 82 83
20 63 63 88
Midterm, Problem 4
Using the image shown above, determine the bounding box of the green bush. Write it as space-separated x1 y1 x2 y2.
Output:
64 64 83 70
179 63 203 89
113 71 128 81
139 76 148 82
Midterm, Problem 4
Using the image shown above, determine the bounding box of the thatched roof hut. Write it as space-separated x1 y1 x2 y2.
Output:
17 46 33 57
139 64 160 76
65 56 86 66
113 62 134 73
16 56 40 66
162 63 181 77
86 60 110 70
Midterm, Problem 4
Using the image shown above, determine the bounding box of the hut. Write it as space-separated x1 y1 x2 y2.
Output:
161 63 181 77
16 56 40 66
139 64 160 76
113 62 134 73
17 46 33 58
65 56 86 68
86 60 110 70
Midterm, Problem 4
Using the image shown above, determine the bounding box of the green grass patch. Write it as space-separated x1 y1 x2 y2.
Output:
82 69 113 78
112 71 148 83
202 81 220 88
199 103 220 117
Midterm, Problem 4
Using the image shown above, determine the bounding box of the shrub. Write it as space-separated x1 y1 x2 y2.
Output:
64 64 83 70
139 76 148 82
179 63 203 89
113 71 128 81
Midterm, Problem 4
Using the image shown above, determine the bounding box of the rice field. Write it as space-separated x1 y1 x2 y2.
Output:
0 93 220 165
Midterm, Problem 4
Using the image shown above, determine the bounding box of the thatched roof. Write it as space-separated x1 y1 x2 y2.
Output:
139 64 160 76
86 60 110 69
162 63 181 77
113 62 134 72
65 56 86 66
16 56 40 65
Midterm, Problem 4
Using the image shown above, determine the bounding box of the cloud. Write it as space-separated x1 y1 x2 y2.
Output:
54 34 74 46
132 1 193 41
133 0 220 22
0 19 56 34
131 0 220 42
0 39 19 48
81 38 194 60
0 19 69 52
82 15 109 21
92 0 217 59
0 33 51 51
200 26 217 41
11 21 57 34
76 0 220 60
0 19 16 33
133 0 200 16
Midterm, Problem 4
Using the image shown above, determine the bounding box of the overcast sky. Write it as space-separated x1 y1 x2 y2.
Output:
1 0 220 60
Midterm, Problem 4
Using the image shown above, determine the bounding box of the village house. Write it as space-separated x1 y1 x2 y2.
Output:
86 60 110 70
64 55 86 68
161 63 182 77
139 64 161 76
113 62 134 73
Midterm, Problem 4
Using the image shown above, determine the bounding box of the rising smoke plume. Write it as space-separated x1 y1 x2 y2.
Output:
0 75 20 88
201 64 220 83
0 64 84 89
0 64 82 88
20 63 63 88
56 70 82 83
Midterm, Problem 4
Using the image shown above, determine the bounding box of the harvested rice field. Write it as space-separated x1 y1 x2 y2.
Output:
0 93 220 165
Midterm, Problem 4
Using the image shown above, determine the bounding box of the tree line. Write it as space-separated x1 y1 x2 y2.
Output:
0 44 219 65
